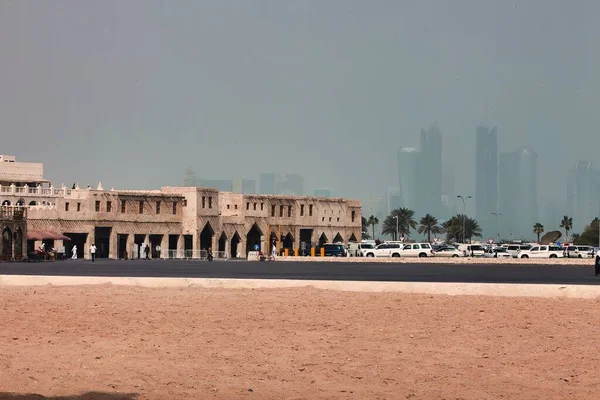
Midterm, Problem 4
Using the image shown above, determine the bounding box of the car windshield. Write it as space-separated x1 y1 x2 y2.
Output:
470 245 483 251
361 244 374 249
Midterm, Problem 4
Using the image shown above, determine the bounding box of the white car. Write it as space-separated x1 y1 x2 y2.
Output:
457 244 485 257
431 247 463 258
400 243 433 258
503 244 532 258
565 246 595 258
517 245 563 259
363 242 404 258
483 247 513 258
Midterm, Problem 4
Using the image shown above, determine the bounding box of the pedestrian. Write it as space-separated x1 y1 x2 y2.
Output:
271 243 277 260
145 243 150 259
71 245 78 260
90 243 97 262
207 247 214 261
155 243 161 259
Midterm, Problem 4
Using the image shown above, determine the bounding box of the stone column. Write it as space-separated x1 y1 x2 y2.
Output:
239 238 246 258
211 234 218 258
192 231 199 254
126 234 135 259
109 230 118 259
260 234 266 254
160 234 169 259
177 234 184 258
224 234 231 258
85 228 95 260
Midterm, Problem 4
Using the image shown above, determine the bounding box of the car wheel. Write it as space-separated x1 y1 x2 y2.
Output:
392 253 400 258
366 253 374 257
550 254 557 258
452 254 459 258
521 254 529 258
419 253 427 258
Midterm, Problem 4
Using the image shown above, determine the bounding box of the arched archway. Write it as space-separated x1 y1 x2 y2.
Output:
246 223 263 254
15 198 24 206
2 227 12 260
349 233 357 242
28 201 38 206
318 233 328 246
200 222 214 252
282 232 294 254
1 200 11 206
333 233 343 243
218 232 227 253
231 231 241 258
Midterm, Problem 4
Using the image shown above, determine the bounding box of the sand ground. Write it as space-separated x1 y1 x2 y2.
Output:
1 284 600 400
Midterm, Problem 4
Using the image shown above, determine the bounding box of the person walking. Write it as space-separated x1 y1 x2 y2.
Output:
155 243 161 259
71 245 78 260
90 243 97 262
144 243 150 259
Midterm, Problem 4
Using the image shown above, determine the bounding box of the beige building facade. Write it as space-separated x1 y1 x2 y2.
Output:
0 155 362 260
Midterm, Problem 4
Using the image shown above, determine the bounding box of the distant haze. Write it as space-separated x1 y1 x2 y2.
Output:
1 0 598 218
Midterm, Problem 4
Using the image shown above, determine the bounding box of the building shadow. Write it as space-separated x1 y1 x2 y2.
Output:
0 393 138 400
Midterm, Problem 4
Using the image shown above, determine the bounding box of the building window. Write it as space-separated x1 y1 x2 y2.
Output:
95 201 100 212
139 200 144 214
260 203 264 211
107 201 112 212
253 203 257 210
287 206 292 217
329 217 332 222
173 202 177 214
337 217 340 222
322 217 325 222
121 200 126 213
65 202 69 212
77 202 81 212
208 197 213 209
156 201 161 214
234 204 238 210
351 210 355 222
271 205 276 217
279 205 284 217
227 204 230 210
202 196 206 208
246 202 250 210
300 204 304 216
309 205 313 216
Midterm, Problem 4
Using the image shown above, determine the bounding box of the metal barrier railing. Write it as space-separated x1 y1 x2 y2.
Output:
160 249 229 260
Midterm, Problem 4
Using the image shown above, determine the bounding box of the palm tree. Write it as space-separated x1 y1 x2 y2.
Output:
361 216 371 239
443 214 482 243
367 215 379 241
560 215 573 240
418 214 444 243
533 223 544 243
381 208 417 240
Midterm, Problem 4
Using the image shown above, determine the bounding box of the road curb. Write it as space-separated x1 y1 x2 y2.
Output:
1 275 600 299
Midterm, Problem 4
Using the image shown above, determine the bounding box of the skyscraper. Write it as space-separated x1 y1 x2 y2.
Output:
397 147 420 211
386 187 403 215
233 178 257 194
197 179 233 192
498 151 518 239
314 188 331 197
475 126 498 238
259 173 278 194
277 174 304 195
419 124 442 217
566 161 599 232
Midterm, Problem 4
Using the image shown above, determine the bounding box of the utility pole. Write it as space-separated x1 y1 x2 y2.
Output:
457 195 472 243
393 215 399 241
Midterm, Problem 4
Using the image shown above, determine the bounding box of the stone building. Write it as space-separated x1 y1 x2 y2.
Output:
0 155 362 260
0 206 27 261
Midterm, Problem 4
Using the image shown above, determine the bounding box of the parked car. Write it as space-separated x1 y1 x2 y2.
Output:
431 247 463 258
483 247 512 258
517 245 563 259
318 243 347 257
565 245 595 258
400 243 434 257
363 242 404 258
457 244 485 257
503 244 532 258
347 242 376 257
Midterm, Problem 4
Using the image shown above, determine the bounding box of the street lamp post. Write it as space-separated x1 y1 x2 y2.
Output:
492 212 502 244
393 215 399 241
457 195 472 243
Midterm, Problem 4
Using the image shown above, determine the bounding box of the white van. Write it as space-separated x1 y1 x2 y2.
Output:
457 244 485 257
347 242 376 257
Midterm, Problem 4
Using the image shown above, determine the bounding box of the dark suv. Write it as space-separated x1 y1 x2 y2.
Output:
319 243 347 257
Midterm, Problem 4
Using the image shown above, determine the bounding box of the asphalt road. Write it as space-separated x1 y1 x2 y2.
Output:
0 259 599 285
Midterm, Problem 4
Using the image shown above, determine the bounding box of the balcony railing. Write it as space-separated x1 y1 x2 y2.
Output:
0 206 27 221
0 184 70 197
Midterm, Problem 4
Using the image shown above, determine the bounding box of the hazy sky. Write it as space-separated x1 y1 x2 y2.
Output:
1 0 598 214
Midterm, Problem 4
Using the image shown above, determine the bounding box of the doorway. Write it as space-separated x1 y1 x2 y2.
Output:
14 227 23 259
134 234 146 259
282 232 294 255
333 233 343 244
95 227 111 258
2 227 12 261
117 234 128 259
246 223 262 254
64 233 87 259
218 232 227 254
150 234 163 258
200 222 214 252
299 229 313 256
231 231 241 258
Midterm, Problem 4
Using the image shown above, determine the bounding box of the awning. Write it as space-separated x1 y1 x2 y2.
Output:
27 231 72 241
